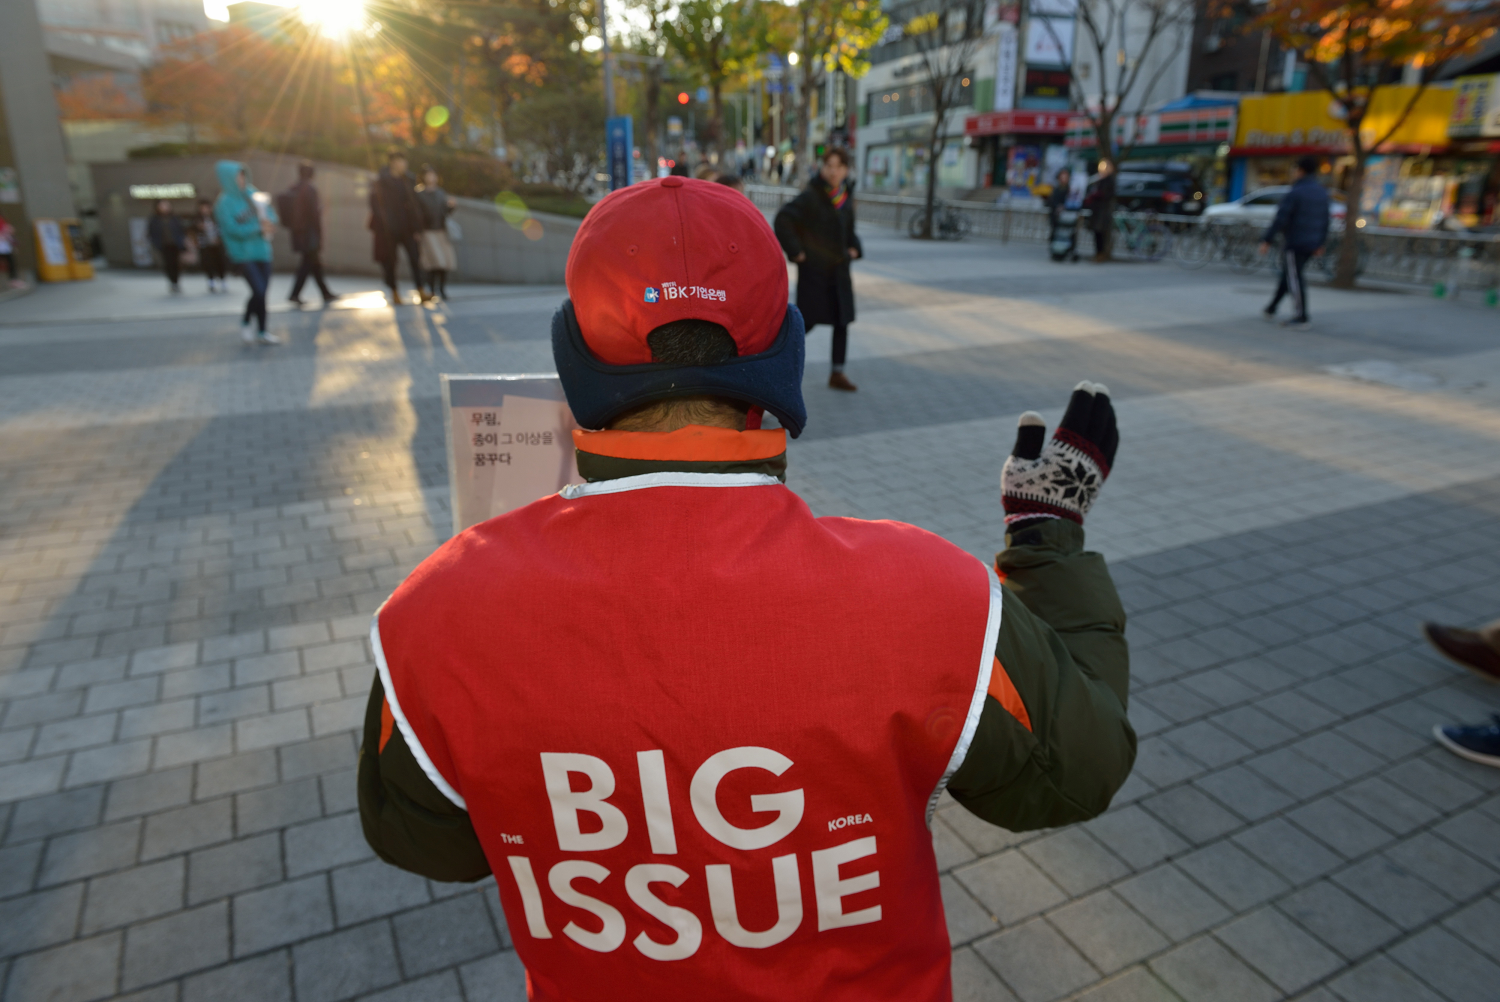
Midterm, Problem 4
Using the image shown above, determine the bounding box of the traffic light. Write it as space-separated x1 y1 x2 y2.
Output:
677 92 690 105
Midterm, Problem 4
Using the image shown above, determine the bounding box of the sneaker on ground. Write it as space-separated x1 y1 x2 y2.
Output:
256 331 282 345
1434 717 1500 768
240 324 256 344
1280 318 1310 329
828 371 858 392
1422 621 1500 682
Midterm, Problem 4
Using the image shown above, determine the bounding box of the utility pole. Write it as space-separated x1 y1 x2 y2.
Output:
600 0 615 118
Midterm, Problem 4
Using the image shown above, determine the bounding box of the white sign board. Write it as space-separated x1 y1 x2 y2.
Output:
1025 17 1073 66
128 218 154 267
994 24 1018 112
441 374 580 535
35 220 68 266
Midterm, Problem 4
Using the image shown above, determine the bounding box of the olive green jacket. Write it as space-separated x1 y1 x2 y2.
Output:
358 450 1135 882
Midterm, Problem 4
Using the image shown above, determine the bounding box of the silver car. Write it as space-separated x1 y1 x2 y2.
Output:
1204 186 1348 225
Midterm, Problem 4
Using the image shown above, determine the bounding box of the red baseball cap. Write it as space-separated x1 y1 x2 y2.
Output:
564 177 788 365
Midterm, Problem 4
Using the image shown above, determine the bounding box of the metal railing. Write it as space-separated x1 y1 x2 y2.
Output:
746 183 1500 297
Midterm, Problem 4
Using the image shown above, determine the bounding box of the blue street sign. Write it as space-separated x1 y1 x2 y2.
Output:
606 115 634 191
696 86 709 104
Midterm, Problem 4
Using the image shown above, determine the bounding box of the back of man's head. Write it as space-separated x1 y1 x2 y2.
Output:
1297 155 1319 176
298 160 315 180
552 176 806 436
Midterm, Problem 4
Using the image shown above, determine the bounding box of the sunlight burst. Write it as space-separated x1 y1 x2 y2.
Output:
298 0 365 38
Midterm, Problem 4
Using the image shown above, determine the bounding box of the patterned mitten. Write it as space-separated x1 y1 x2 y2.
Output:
1002 381 1119 527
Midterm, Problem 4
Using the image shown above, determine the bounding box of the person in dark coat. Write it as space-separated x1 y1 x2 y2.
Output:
147 200 186 295
1259 155 1331 328
1047 168 1072 225
369 149 429 303
287 160 337 305
774 147 863 392
194 198 228 294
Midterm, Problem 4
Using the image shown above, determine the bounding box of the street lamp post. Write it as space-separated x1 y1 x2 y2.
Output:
600 0 614 118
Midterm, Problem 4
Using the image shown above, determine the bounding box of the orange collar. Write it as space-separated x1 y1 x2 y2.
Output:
573 425 787 463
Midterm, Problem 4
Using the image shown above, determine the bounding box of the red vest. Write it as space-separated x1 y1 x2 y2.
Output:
376 428 1002 1002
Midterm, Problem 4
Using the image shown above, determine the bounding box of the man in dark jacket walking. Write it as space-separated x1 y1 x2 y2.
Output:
147 200 186 295
774 147 862 391
286 160 337 305
370 149 429 304
1260 156 1330 328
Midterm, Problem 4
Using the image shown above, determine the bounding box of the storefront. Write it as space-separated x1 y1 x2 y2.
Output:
862 123 980 193
1445 74 1500 228
1065 94 1237 201
962 110 1070 199
1229 86 1459 227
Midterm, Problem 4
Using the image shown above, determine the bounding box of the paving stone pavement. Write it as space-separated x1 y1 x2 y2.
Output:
3 240 1500 1002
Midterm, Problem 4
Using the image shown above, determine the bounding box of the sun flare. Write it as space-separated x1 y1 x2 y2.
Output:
298 0 365 38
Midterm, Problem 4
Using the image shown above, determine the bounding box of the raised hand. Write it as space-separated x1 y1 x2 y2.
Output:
1001 381 1119 527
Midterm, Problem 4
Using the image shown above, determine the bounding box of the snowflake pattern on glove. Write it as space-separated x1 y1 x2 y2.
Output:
1001 383 1118 526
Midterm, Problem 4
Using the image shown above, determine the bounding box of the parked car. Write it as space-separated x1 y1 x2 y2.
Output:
1109 162 1207 215
1203 185 1348 226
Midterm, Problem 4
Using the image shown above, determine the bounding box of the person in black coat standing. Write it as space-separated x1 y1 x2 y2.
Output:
774 147 863 391
369 149 429 304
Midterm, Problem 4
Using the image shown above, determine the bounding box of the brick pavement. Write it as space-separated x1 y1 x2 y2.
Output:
3 240 1500 1001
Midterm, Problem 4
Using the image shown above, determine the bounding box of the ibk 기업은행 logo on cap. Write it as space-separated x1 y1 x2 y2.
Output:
644 281 726 304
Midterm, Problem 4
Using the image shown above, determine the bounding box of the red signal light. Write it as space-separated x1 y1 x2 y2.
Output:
677 92 690 104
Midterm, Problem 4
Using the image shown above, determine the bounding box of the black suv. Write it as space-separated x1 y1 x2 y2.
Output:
1109 161 1207 215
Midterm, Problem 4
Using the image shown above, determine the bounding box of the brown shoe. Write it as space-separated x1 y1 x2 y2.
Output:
1423 622 1500 682
828 371 858 392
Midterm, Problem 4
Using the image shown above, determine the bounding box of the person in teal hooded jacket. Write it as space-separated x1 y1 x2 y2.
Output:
213 160 281 345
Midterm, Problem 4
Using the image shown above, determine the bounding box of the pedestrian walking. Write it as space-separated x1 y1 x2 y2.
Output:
358 176 1135 1001
1083 161 1115 262
1260 156 1330 329
284 160 338 306
773 147 863 392
370 149 429 304
1424 619 1500 768
0 217 20 288
194 199 228 293
213 159 281 345
415 165 458 300
147 200 186 295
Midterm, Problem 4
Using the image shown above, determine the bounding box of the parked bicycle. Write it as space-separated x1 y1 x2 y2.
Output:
909 201 972 241
1112 213 1170 260
1174 221 1261 271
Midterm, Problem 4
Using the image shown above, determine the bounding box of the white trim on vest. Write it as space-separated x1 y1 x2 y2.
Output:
370 610 468 811
558 472 782 499
926 564 1005 826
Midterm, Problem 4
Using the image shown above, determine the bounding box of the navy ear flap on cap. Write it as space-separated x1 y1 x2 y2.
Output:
551 300 808 438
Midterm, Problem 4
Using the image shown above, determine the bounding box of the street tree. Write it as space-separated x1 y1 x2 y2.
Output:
622 0 674 177
903 0 985 238
461 0 594 163
1030 0 1194 258
508 86 608 189
1252 0 1498 286
790 0 888 167
662 0 761 155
